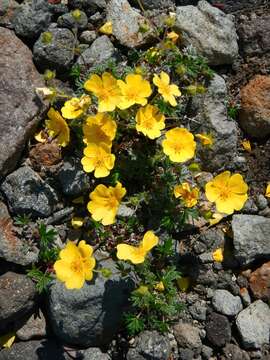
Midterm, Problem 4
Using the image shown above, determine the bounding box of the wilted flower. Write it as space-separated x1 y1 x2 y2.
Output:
153 71 181 107
54 240 96 289
83 112 117 147
162 127 196 162
99 21 113 35
71 217 84 229
174 182 199 208
166 31 179 43
45 108 70 147
195 133 213 146
61 95 91 119
87 182 126 225
81 143 115 178
116 231 158 264
135 104 165 139
205 171 248 215
241 139 252 152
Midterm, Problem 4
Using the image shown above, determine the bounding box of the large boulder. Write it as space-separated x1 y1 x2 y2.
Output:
0 27 46 179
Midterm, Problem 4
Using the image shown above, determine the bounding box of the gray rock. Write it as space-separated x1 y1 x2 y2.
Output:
106 0 154 48
57 10 88 30
199 228 225 251
81 348 110 360
126 330 172 360
222 343 250 360
255 194 268 211
118 204 136 217
173 322 202 350
0 0 19 28
212 289 243 316
232 215 270 266
189 300 207 321
33 28 75 72
178 348 194 360
69 0 106 15
16 311 47 340
201 345 213 359
0 272 37 333
1 166 60 219
0 27 47 179
47 258 133 347
175 0 238 65
13 0 51 39
0 339 68 360
196 74 238 172
236 300 270 349
56 157 90 197
130 0 175 10
79 30 97 44
0 202 38 266
242 198 258 214
206 312 231 347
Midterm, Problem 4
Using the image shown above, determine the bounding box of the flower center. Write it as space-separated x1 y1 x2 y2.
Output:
218 187 231 200
160 84 171 96
71 259 83 273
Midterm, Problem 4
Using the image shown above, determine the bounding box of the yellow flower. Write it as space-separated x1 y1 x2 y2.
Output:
153 71 181 107
83 113 117 147
117 74 152 110
54 240 96 289
135 104 165 139
0 332 16 349
265 184 270 198
155 281 165 292
87 182 126 225
177 277 190 292
162 127 196 162
212 248 224 262
205 171 248 215
195 133 213 146
174 182 199 208
61 95 91 119
71 217 84 228
208 212 224 226
166 31 179 43
84 72 122 112
45 108 70 147
34 130 47 143
81 143 115 178
116 230 158 264
241 139 252 152
99 21 113 35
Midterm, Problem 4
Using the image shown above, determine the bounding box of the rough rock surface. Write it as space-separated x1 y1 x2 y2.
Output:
239 75 270 139
206 312 231 347
16 311 47 341
47 258 133 347
173 322 202 351
0 272 36 333
0 27 46 179
81 347 110 360
249 262 270 301
0 202 38 266
175 0 238 65
0 0 19 28
130 0 175 9
232 215 270 266
106 0 154 48
1 166 60 219
212 289 243 316
236 300 270 349
57 10 88 30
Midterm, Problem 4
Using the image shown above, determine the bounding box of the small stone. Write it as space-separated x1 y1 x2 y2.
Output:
188 300 207 321
236 300 270 349
199 252 214 263
201 345 213 359
81 348 110 360
255 194 268 210
0 272 37 333
130 0 175 10
212 289 243 316
33 28 75 72
239 76 270 139
178 348 194 360
175 0 238 65
106 0 154 48
206 312 231 347
232 215 270 266
126 330 172 360
239 287 251 306
57 10 88 30
173 322 202 350
242 198 258 215
1 166 61 219
29 143 62 170
0 0 19 28
16 311 47 340
249 262 270 301
117 204 135 217
68 0 106 16
56 157 90 197
222 343 250 360
79 30 97 44
199 228 225 251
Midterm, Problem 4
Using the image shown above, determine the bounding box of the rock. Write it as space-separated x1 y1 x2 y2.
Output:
239 287 251 307
232 215 270 266
212 289 243 316
178 348 194 360
0 339 68 360
126 330 172 360
0 0 19 28
188 300 207 321
206 312 231 347
255 194 268 211
79 30 97 44
173 322 202 351
57 10 88 30
81 348 110 360
47 258 133 347
242 198 258 214
175 0 238 65
201 345 213 359
249 262 270 301
0 27 46 179
69 0 106 16
118 204 136 217
76 35 117 71
238 14 270 58
29 143 62 171
1 166 60 219
33 28 75 73
0 202 38 266
12 0 51 39
106 0 154 48
16 310 47 340
239 76 270 139
196 74 238 172
199 227 225 251
236 300 270 349
212 0 266 13
0 272 36 333
56 157 90 197
222 343 250 360
130 0 175 10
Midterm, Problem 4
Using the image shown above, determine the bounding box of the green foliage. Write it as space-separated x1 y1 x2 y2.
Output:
38 223 59 264
14 214 31 226
227 105 239 120
27 267 53 294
